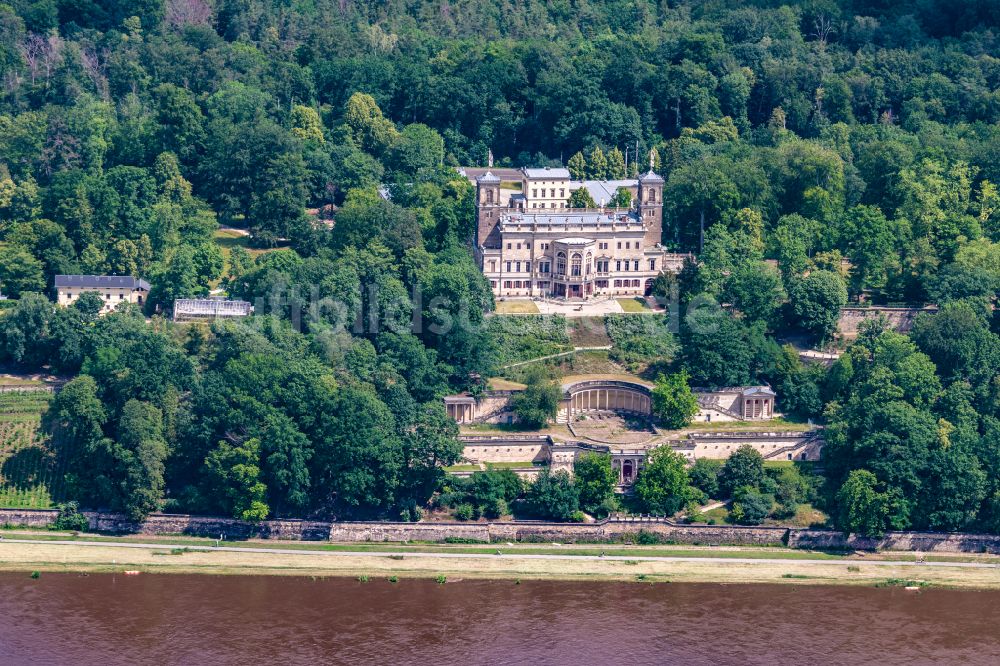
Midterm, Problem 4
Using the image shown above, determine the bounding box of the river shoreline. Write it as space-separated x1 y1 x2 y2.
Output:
2 535 1000 589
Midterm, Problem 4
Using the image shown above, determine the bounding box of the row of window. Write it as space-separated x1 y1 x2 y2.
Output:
490 279 644 289
531 188 566 198
504 240 641 251
506 242 551 250
490 259 656 273
65 292 126 301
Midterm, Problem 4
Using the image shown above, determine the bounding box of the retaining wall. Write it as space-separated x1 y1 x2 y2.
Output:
7 508 1000 554
837 306 935 336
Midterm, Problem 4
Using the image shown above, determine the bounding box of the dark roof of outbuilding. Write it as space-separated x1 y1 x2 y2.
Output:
54 275 151 291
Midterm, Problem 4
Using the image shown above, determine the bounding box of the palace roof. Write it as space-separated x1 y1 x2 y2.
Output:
54 275 151 290
499 210 640 226
522 167 571 179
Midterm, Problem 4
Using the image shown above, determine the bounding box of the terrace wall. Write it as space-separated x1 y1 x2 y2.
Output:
5 508 1000 554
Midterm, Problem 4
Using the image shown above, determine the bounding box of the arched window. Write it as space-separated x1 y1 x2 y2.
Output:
571 253 582 277
585 252 593 275
556 252 566 275
486 188 494 204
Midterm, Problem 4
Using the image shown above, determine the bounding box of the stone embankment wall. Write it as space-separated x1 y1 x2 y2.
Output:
837 307 935 336
7 508 1000 554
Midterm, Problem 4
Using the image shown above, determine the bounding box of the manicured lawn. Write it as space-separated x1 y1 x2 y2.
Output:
685 418 816 433
494 300 540 314
616 297 650 312
485 461 542 469
701 506 733 525
488 377 527 391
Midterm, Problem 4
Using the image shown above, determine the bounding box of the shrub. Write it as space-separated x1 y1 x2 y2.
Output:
730 487 772 525
453 503 475 521
593 497 619 519
484 498 508 519
487 315 570 365
50 501 89 532
635 529 667 545
570 510 586 523
436 491 467 509
605 314 677 368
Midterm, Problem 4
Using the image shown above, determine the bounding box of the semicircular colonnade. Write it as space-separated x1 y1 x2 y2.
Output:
561 379 653 421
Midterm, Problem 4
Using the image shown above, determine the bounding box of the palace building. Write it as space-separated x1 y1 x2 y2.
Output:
54 275 150 313
473 156 688 299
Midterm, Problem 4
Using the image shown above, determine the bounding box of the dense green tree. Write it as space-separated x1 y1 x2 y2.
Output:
524 470 579 521
606 147 626 179
568 187 597 209
388 124 444 177
567 152 586 180
574 452 617 516
720 445 765 497
204 438 270 522
651 370 699 429
789 270 848 342
609 186 632 209
688 458 722 499
0 292 57 368
730 486 772 525
633 446 692 515
343 92 398 156
835 469 889 537
509 368 561 429
587 147 608 180
115 400 168 521
468 468 523 519
0 245 45 297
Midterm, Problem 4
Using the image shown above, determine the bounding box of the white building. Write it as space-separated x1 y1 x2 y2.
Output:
54 275 150 313
474 156 687 299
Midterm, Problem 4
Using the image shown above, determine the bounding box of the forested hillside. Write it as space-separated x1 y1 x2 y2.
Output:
0 0 998 530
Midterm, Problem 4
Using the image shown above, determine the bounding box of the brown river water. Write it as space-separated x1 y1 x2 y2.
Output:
1 574 999 665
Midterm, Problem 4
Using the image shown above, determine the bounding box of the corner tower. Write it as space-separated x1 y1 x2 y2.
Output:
475 169 502 256
637 153 664 248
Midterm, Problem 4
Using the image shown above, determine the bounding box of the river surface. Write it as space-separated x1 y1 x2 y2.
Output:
1 573 998 665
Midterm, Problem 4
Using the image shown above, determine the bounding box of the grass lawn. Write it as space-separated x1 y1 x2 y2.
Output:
701 506 733 525
555 350 626 376
488 377 527 391
616 297 650 312
684 418 816 433
559 371 653 387
790 503 829 527
460 422 573 439
212 228 278 289
494 300 540 314
443 464 482 472
566 316 611 347
0 377 45 387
